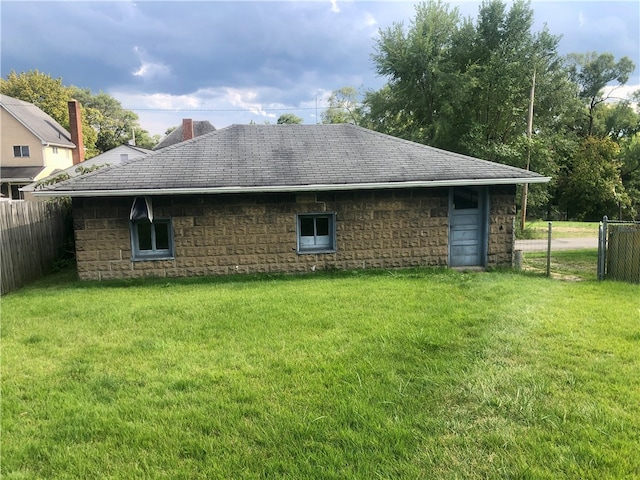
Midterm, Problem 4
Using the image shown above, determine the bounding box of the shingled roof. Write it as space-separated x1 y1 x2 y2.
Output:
34 124 550 197
0 94 75 148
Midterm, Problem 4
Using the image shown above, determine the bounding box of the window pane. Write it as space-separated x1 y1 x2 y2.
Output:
13 146 21 157
22 146 30 157
137 221 153 250
453 189 478 209
300 217 315 236
316 217 329 236
154 222 170 250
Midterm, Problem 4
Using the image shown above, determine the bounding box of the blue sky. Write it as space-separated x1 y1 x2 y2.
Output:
2 1 638 136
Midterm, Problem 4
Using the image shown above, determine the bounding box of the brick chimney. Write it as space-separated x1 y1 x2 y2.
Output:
182 118 194 141
68 99 84 165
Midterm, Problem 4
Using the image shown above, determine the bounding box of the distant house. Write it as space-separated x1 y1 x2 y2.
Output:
1 94 84 200
21 144 152 199
34 124 550 280
153 118 216 150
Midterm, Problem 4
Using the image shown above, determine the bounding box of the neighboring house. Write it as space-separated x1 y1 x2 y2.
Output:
1 94 84 200
153 118 216 150
34 124 550 281
21 144 152 199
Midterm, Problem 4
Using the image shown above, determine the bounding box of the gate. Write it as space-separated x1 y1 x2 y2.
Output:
597 216 640 284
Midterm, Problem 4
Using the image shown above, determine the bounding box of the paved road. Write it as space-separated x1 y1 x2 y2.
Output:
515 237 598 252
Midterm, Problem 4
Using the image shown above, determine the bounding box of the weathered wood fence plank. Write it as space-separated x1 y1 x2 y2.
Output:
0 201 70 295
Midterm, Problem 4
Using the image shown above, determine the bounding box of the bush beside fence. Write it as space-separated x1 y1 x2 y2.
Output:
0 201 70 295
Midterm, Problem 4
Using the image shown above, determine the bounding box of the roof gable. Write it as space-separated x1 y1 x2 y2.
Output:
0 94 75 148
35 124 550 197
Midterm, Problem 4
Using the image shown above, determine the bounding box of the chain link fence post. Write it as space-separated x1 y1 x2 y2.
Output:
546 221 552 277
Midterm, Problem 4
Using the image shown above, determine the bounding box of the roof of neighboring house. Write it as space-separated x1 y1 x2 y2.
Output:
153 120 217 150
0 166 46 182
21 144 153 192
34 124 550 197
0 94 75 148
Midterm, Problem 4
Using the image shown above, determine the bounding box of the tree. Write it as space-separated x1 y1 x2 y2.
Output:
557 137 629 220
1 70 69 125
321 86 362 125
567 52 636 136
368 0 460 144
69 87 152 151
277 113 303 124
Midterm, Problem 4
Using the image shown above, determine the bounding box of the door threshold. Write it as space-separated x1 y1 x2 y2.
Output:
450 266 486 272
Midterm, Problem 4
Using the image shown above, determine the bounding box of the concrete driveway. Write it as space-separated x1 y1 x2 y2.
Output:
515 237 598 252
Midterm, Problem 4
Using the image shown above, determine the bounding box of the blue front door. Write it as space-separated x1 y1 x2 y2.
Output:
449 187 487 267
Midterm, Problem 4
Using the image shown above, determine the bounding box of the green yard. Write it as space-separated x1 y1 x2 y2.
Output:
519 220 600 239
2 268 639 479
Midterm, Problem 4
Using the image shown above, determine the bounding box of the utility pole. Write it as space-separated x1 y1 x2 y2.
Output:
520 66 536 232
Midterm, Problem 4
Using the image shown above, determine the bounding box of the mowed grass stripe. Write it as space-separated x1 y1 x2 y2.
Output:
2 269 639 479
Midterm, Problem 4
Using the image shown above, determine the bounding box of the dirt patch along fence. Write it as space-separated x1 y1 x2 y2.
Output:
598 217 640 284
0 200 71 295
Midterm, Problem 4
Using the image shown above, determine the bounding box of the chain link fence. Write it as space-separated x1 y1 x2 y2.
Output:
598 216 640 284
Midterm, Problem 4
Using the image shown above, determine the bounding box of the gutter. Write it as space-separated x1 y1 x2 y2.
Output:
32 177 552 198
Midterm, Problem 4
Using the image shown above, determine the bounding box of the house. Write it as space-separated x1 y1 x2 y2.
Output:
33 124 550 281
21 144 153 199
152 118 216 150
1 94 84 200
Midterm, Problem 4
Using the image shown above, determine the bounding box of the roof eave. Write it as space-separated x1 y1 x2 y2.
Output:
32 177 551 198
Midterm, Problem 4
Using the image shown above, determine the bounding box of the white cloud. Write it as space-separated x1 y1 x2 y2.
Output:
602 84 640 103
363 12 377 27
131 46 171 79
578 11 585 28
224 87 277 118
330 0 340 14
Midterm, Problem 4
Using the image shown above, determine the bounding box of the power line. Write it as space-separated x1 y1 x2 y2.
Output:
127 106 329 112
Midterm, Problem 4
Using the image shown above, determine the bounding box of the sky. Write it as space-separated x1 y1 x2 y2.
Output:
2 1 639 138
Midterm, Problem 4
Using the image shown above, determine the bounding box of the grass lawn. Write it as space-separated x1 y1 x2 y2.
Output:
518 220 600 239
523 249 599 281
2 268 639 479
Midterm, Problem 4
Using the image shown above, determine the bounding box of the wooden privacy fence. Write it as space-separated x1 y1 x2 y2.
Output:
0 201 70 295
598 216 640 284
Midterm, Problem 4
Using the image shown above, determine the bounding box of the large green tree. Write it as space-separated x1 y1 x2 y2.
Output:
567 52 636 136
322 86 363 125
368 0 460 145
557 137 629 221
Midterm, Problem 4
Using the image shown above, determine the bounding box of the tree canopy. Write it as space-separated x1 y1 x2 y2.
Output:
277 113 303 124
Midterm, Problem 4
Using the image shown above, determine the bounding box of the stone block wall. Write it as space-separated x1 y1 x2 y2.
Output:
72 186 516 281
487 185 517 267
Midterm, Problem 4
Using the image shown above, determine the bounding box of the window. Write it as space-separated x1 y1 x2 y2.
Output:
52 146 58 154
453 188 479 210
13 145 30 157
130 219 174 260
297 213 336 253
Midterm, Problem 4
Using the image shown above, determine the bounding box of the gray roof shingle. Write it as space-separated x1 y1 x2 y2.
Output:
36 124 550 197
0 94 75 148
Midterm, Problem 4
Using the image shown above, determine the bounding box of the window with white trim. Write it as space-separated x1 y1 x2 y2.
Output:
130 219 174 260
297 213 336 253
13 145 30 157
